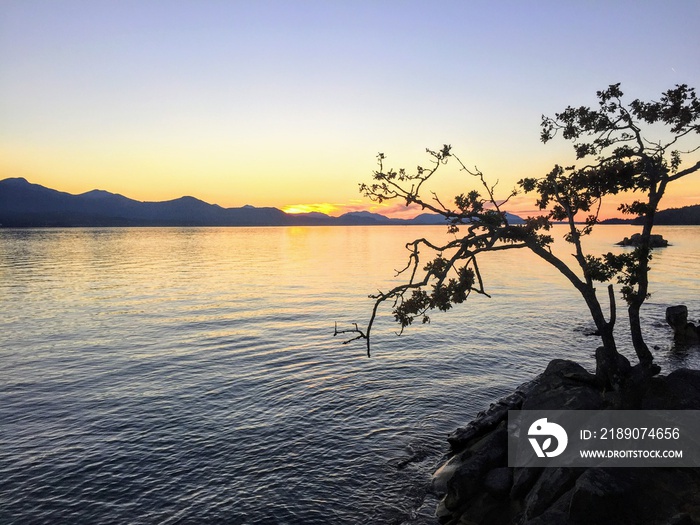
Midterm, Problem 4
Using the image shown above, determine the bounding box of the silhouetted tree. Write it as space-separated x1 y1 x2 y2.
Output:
337 84 700 388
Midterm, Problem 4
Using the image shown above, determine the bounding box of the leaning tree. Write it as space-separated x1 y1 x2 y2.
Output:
337 84 700 388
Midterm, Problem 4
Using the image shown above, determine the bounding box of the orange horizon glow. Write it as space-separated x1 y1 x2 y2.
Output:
280 189 700 222
3 169 699 222
281 203 341 215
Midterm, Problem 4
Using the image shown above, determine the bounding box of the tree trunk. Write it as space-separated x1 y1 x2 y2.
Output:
627 195 660 368
527 240 625 387
581 287 626 388
629 301 653 366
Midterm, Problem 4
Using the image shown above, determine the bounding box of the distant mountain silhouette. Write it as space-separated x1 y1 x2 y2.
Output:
600 205 700 225
0 178 291 227
638 205 700 225
335 211 402 225
0 178 525 227
409 211 525 225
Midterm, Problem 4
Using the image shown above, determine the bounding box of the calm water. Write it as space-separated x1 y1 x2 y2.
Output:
2 225 699 524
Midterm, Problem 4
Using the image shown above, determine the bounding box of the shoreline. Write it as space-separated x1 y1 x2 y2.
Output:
426 359 700 524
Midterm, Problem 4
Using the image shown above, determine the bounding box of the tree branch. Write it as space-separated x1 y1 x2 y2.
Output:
668 159 700 181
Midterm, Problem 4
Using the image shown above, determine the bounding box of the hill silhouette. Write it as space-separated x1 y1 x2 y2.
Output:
600 205 700 225
0 178 525 228
640 204 700 225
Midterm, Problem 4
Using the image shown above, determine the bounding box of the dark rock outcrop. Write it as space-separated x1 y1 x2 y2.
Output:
616 233 669 247
666 305 700 345
431 359 700 524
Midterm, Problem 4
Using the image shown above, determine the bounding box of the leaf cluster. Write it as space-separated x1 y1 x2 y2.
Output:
393 265 476 328
525 83 700 296
602 250 653 304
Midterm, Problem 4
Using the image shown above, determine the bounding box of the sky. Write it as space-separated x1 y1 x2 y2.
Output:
1 0 700 219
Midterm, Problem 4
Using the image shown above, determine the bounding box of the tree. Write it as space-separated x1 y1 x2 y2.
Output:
336 84 700 389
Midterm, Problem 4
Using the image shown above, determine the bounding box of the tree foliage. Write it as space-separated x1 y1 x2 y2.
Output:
337 84 700 387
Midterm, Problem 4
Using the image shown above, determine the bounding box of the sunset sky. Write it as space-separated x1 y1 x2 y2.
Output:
2 1 700 219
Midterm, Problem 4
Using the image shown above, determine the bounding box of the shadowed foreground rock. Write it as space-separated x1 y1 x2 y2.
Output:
431 360 700 524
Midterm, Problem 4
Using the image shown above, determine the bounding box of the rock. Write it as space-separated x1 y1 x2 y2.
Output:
616 232 669 247
510 467 542 500
432 360 700 524
568 468 632 524
667 305 690 328
544 359 599 384
595 346 632 391
447 491 513 525
667 514 694 525
482 467 513 498
524 467 582 520
522 360 607 411
522 489 574 525
641 369 700 409
666 305 700 345
650 233 670 247
441 422 508 512
431 456 462 496
447 382 538 452
569 468 700 524
675 325 699 345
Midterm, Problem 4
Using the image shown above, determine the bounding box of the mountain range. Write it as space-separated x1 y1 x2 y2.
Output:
0 178 525 227
635 205 700 225
600 205 700 226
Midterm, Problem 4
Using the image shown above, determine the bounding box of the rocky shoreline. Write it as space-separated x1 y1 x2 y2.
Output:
428 359 700 525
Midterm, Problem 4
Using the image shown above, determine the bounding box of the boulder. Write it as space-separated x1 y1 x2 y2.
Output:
524 467 582 520
667 305 690 328
640 369 700 409
522 360 606 411
510 467 542 499
522 489 574 525
482 467 513 498
440 422 508 512
666 305 700 345
568 468 632 524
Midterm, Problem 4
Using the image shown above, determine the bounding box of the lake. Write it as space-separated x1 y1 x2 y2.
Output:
2 225 699 524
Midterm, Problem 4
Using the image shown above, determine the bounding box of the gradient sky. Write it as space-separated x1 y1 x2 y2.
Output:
2 1 700 218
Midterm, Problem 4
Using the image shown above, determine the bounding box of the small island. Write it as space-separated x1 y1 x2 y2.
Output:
616 233 669 248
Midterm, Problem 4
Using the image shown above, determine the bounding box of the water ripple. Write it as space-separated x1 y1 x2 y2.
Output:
1 225 699 523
